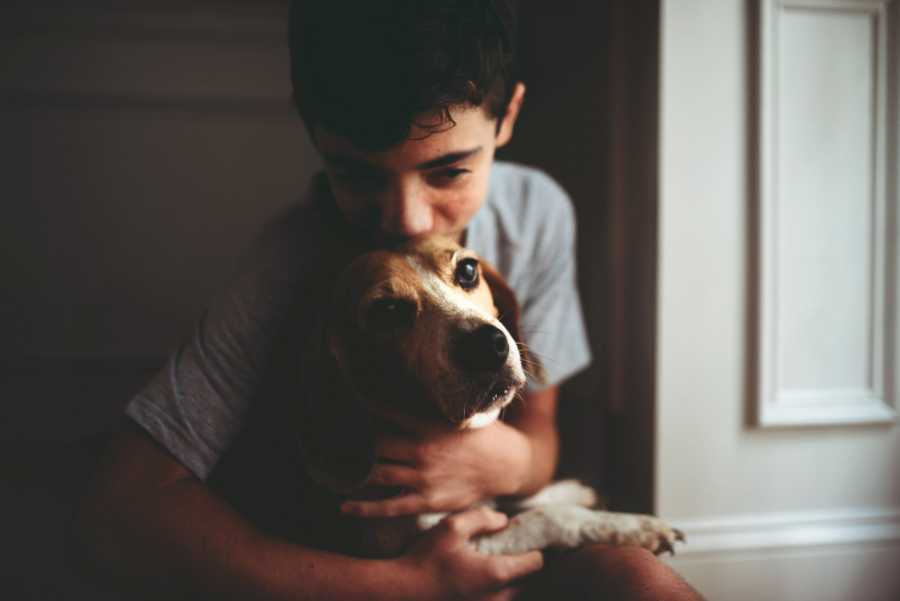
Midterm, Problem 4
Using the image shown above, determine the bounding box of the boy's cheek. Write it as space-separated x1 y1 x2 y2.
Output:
444 195 484 229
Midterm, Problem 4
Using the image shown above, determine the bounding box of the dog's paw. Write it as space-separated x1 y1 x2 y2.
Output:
580 513 685 555
601 513 685 555
634 516 685 556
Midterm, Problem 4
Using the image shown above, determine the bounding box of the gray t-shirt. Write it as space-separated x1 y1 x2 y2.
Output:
126 161 591 480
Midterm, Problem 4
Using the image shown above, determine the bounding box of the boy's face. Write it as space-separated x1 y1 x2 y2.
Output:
314 91 522 245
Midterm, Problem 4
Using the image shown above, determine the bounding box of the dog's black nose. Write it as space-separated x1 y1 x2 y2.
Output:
454 324 509 372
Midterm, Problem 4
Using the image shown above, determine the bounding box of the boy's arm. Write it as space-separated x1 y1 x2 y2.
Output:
74 421 542 601
503 385 560 496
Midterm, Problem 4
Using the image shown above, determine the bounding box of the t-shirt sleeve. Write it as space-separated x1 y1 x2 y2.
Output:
125 216 303 480
519 173 592 391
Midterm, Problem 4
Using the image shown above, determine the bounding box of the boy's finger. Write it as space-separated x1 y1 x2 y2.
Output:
373 437 419 463
493 551 544 581
476 586 522 601
445 507 509 537
366 464 423 487
341 493 427 518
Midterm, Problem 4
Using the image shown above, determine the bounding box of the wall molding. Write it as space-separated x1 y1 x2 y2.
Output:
755 0 898 427
667 507 900 559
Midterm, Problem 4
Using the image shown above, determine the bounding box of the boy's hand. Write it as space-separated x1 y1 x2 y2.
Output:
341 418 532 517
396 506 543 601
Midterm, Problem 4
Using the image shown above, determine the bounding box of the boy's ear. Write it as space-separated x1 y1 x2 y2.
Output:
495 82 526 148
481 260 547 386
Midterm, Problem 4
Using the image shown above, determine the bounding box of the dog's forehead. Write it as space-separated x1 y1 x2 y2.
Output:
348 238 458 280
336 236 496 319
400 239 497 318
400 236 461 272
333 250 414 310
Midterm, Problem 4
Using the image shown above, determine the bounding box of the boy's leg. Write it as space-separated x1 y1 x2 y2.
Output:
520 544 705 601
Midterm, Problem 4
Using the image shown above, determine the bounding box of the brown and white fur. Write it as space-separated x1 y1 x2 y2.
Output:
295 235 684 557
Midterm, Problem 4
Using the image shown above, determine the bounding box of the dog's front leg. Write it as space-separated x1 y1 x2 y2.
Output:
472 505 684 556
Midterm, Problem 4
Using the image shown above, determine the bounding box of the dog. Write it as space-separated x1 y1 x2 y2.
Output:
292 235 684 558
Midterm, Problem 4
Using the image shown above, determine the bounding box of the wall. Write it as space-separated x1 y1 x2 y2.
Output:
1 1 320 440
1 5 320 594
656 1 900 599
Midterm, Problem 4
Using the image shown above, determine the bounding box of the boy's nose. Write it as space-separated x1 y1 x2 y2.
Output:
380 183 433 237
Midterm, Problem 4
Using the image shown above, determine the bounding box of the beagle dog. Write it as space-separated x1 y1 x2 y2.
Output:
295 235 683 557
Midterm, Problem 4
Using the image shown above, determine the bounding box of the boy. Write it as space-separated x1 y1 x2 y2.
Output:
76 2 702 599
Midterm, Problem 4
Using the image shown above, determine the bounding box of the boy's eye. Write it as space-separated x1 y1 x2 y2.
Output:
441 168 468 179
429 168 470 186
454 258 480 290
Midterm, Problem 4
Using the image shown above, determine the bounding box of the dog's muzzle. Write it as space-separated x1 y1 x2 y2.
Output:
451 323 524 426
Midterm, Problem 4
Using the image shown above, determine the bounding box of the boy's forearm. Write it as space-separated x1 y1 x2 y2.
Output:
506 386 560 496
76 471 415 601
513 417 559 496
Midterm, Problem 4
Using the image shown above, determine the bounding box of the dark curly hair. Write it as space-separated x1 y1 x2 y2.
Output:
289 0 518 151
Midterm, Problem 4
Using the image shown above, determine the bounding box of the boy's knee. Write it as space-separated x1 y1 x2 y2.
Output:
539 544 705 601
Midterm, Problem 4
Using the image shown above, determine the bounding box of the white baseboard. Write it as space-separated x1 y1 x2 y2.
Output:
667 507 900 559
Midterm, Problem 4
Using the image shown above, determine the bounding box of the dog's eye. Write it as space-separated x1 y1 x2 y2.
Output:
365 298 415 331
455 258 480 290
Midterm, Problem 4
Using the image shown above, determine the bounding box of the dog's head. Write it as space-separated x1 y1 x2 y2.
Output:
297 235 544 492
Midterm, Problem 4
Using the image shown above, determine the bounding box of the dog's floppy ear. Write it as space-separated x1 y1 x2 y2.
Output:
480 262 547 386
293 325 375 494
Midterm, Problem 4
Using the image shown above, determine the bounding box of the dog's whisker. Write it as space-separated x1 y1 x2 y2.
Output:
516 350 559 363
516 344 562 368
516 351 540 366
519 326 554 336
522 360 551 375
512 389 527 409
522 367 541 381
